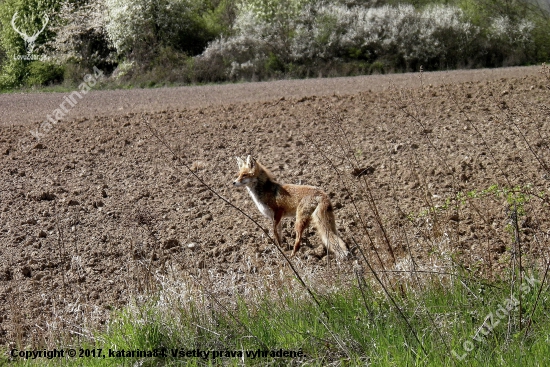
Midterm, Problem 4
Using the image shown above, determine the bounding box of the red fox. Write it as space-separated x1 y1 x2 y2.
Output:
233 155 349 258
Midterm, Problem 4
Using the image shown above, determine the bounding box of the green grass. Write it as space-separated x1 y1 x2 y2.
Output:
407 183 542 221
2 270 548 366
0 75 249 94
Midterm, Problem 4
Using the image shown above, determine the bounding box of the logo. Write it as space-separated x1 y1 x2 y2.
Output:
11 11 48 60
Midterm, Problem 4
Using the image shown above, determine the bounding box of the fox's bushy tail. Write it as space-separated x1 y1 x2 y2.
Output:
312 197 349 258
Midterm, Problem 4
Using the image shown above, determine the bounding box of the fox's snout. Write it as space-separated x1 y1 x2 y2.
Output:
233 174 251 187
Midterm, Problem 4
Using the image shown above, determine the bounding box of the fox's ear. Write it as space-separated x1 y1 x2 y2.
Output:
236 156 244 168
246 155 256 169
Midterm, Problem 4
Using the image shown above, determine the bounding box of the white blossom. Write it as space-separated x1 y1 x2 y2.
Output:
200 2 487 77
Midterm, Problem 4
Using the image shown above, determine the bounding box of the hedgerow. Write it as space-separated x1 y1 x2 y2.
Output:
0 0 548 88
198 0 545 81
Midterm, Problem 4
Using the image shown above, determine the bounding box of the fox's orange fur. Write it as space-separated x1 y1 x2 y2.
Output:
233 155 348 258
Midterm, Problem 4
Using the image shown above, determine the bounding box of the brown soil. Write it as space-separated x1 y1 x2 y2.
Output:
1 65 549 347
0 66 540 127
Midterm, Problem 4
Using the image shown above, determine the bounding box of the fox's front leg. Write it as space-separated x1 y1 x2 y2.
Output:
272 212 284 249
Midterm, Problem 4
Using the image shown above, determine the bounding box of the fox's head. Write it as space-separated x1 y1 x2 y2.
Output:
233 155 258 187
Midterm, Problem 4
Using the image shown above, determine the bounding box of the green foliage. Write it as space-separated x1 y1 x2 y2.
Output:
240 0 311 21
387 0 453 6
409 184 541 222
91 0 236 88
0 33 5 67
25 60 63 85
528 6 550 62
201 0 237 37
0 0 61 89
0 57 24 88
105 0 232 65
457 0 550 65
370 60 385 74
264 52 285 74
173 0 232 56
459 0 529 24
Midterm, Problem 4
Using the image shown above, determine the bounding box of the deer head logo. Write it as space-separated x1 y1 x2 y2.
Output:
11 12 49 55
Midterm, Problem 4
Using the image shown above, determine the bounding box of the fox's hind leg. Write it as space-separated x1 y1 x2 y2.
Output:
291 198 316 257
291 216 310 257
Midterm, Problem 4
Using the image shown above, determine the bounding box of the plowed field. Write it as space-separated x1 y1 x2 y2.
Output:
1 66 549 346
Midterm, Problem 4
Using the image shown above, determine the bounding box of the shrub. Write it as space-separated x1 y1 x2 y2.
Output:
0 39 5 68
414 5 479 68
0 0 60 89
0 57 24 89
458 0 549 66
104 0 228 64
200 2 482 78
43 0 115 75
486 15 535 65
530 13 550 62
25 60 63 86
199 0 548 80
194 2 277 80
